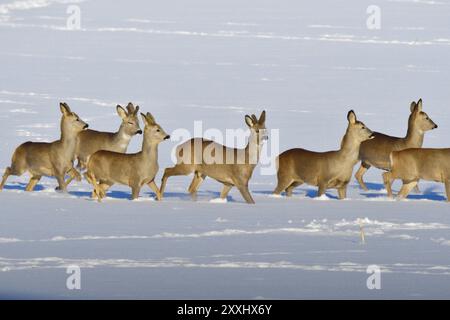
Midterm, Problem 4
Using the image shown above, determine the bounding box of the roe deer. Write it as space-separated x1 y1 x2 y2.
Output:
273 110 373 199
85 112 170 201
0 103 88 192
75 102 142 170
160 111 268 204
383 148 450 201
355 99 437 191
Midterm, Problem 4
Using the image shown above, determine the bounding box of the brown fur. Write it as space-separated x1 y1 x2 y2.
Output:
274 111 373 199
355 99 437 190
85 112 169 201
383 148 450 201
0 103 88 192
160 111 268 204
75 102 142 170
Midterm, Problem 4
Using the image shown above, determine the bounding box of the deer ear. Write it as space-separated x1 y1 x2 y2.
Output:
410 101 417 113
259 110 266 124
347 110 357 124
417 98 423 111
140 113 149 126
245 115 254 128
117 105 128 119
60 102 71 115
146 112 156 124
134 105 140 115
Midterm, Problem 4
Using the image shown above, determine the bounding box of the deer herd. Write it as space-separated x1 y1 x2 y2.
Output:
0 99 448 203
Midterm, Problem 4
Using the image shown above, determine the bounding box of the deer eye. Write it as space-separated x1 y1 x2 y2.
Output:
157 129 160 132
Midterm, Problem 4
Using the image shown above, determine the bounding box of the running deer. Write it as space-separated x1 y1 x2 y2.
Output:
355 99 437 191
0 103 88 192
160 111 268 204
85 112 170 201
273 110 374 199
75 102 142 170
383 148 450 201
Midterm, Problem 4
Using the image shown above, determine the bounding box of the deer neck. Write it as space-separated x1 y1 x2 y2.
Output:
405 122 424 147
114 123 132 145
245 131 262 166
338 130 362 163
140 137 159 163
60 121 78 155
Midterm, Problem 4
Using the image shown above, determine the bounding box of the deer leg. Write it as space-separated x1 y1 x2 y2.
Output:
160 170 170 198
69 167 82 181
397 180 418 200
84 172 108 201
55 173 67 192
188 172 200 193
220 184 233 200
84 171 99 199
131 185 141 200
63 167 82 188
25 175 42 192
286 181 302 197
189 177 199 200
97 183 112 200
147 180 161 200
0 167 12 190
382 172 394 198
76 158 82 169
273 173 293 196
64 173 75 188
317 183 327 198
445 180 450 202
413 183 421 194
89 182 111 202
160 165 194 199
78 158 88 170
236 183 255 204
0 165 25 190
355 162 371 191
337 185 348 200
189 173 206 201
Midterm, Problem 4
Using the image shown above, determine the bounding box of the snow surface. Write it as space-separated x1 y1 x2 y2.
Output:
1 0 450 299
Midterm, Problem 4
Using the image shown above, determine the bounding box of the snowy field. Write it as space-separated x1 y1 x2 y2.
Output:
1 0 450 299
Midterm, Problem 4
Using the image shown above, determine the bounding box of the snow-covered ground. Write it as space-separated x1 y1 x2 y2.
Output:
1 0 450 299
